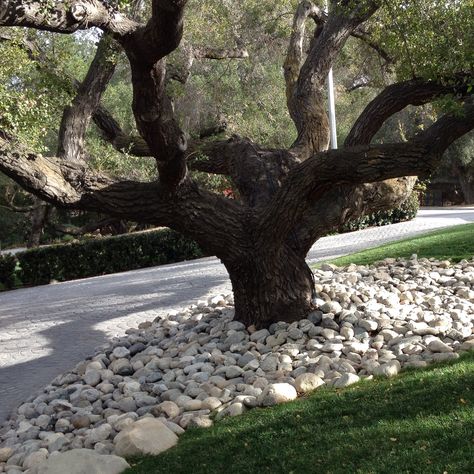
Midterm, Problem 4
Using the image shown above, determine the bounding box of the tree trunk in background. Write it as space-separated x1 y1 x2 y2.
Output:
452 161 474 204
458 173 474 204
27 200 50 248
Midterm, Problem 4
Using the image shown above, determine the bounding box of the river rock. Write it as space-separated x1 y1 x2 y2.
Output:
114 418 178 457
27 449 129 474
258 383 297 407
294 373 325 393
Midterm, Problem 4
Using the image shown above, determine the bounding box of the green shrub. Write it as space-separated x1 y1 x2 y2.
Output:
17 229 204 286
0 253 17 289
341 189 420 233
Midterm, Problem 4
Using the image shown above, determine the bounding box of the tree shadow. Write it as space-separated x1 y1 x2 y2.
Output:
0 257 230 422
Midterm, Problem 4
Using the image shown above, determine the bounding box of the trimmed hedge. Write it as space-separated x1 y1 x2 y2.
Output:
340 190 420 233
17 229 204 286
0 253 16 289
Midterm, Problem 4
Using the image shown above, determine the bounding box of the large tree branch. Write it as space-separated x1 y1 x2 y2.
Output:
111 1 189 190
58 34 119 161
0 131 245 256
345 74 473 147
284 1 325 116
294 73 472 253
287 1 380 158
0 0 139 35
292 177 417 255
258 100 474 247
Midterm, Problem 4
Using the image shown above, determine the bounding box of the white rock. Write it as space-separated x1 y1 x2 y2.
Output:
84 370 101 387
294 373 325 393
432 352 459 362
428 339 453 353
358 319 378 332
320 301 342 314
114 418 178 457
258 383 297 407
26 449 129 474
373 361 401 378
112 347 130 359
87 424 112 444
22 449 48 469
0 447 14 463
340 326 354 340
333 373 360 388
460 339 474 351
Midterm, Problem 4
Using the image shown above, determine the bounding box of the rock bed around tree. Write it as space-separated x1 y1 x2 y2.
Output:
1 255 474 473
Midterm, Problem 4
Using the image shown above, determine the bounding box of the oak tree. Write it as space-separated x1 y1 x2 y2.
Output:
0 0 473 327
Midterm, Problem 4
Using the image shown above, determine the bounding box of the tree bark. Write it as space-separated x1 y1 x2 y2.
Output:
225 246 315 328
1 0 474 329
27 199 50 248
452 160 474 204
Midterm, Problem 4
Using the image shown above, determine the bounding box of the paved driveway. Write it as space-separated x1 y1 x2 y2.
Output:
1 207 473 422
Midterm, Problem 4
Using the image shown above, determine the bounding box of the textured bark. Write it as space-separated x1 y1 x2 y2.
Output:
27 199 49 248
1 1 474 327
287 1 379 158
225 246 315 328
0 0 140 35
293 178 417 255
58 35 118 161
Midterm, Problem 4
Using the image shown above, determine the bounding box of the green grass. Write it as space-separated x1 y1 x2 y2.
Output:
323 223 474 267
126 353 474 474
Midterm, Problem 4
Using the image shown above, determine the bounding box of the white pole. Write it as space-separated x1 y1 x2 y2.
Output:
327 68 338 149
326 1 337 149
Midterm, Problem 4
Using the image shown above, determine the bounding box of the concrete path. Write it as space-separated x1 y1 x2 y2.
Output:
1 207 473 422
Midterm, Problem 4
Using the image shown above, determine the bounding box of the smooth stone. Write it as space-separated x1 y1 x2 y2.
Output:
187 416 213 429
22 449 48 470
428 339 453 353
71 414 91 429
114 418 178 457
373 361 401 378
320 301 342 314
26 449 129 474
0 448 14 463
84 370 101 387
258 383 297 407
112 347 130 359
294 373 325 393
333 373 360 388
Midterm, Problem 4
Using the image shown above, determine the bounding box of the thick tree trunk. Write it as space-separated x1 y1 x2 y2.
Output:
224 246 315 328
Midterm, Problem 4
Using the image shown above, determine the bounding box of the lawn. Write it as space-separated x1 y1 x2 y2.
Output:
126 353 474 474
125 223 474 474
323 223 474 268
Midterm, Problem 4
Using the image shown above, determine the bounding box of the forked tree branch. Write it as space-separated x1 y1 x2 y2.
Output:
58 34 119 161
287 0 380 158
258 100 474 247
0 130 246 255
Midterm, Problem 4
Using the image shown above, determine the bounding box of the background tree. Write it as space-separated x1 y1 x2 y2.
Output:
442 131 474 204
0 0 473 327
